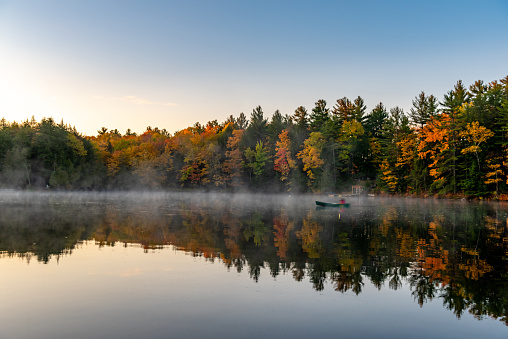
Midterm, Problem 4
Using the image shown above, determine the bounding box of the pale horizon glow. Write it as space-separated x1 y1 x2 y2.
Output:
0 0 507 136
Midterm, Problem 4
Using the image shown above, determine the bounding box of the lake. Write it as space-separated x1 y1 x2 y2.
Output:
0 191 507 339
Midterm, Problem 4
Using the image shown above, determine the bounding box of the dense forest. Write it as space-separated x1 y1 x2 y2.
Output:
1 75 508 197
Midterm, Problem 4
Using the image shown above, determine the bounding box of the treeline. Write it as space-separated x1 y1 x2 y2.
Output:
1 75 508 196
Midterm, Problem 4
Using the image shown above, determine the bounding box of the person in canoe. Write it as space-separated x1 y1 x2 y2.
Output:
315 199 349 208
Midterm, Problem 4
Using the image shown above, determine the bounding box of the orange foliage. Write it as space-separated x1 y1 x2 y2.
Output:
274 130 296 188
297 213 323 258
415 220 450 286
223 129 244 187
273 215 292 259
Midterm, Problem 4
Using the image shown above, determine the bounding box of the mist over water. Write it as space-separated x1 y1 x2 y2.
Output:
0 190 507 338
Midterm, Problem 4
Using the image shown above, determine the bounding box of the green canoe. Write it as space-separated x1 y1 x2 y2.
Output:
315 201 350 208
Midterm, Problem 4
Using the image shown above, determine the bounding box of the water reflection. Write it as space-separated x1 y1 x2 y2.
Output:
0 191 507 326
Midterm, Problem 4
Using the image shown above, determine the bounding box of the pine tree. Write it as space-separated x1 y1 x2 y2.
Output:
244 106 267 149
440 80 470 194
353 96 367 123
309 100 330 133
409 91 438 129
237 112 249 129
332 97 355 125
268 109 285 145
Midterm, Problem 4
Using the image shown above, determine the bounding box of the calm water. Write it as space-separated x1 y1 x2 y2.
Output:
0 191 507 339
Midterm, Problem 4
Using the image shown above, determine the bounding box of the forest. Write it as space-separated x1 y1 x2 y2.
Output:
1 75 508 197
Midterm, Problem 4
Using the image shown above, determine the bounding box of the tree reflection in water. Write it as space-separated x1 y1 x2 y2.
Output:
0 192 507 325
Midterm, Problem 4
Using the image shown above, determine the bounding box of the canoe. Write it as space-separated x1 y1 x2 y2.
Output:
315 201 350 208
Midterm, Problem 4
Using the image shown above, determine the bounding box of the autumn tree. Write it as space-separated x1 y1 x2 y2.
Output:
223 129 245 188
457 121 494 195
297 132 326 191
274 129 296 190
460 121 493 171
484 157 504 195
396 133 418 192
407 91 439 191
417 114 446 193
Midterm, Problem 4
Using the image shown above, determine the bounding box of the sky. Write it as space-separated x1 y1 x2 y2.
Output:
0 0 507 136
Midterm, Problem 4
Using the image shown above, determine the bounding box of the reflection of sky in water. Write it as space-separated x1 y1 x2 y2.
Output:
1 241 506 339
1 191 507 338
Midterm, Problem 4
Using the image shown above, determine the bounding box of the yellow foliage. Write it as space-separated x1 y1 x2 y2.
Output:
429 168 440 178
297 132 325 187
484 160 504 185
341 120 364 137
459 121 494 154
459 259 493 280
297 213 323 259
417 114 450 160
369 137 382 165
67 134 88 157
380 158 397 192
396 134 416 168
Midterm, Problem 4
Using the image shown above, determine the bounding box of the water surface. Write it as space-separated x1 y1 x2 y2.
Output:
0 191 507 338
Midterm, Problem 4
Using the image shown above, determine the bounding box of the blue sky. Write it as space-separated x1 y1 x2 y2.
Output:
0 0 507 135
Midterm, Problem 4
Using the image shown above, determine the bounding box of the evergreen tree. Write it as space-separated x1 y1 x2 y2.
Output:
362 103 389 181
237 112 249 129
293 106 309 130
268 110 285 144
364 102 388 139
378 107 411 192
408 92 438 193
409 91 438 129
332 97 355 125
290 106 310 192
243 106 268 149
440 80 469 194
353 96 367 123
309 99 330 133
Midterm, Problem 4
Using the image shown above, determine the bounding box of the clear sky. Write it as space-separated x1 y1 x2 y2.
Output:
0 0 507 136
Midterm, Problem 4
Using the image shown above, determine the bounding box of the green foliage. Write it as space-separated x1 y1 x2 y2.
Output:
244 141 270 181
1 145 30 187
244 106 267 148
336 120 365 178
0 117 100 189
293 106 308 129
364 102 388 139
309 99 330 133
409 91 438 129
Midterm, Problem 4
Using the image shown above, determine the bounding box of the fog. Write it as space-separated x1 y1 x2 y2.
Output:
1 189 507 331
